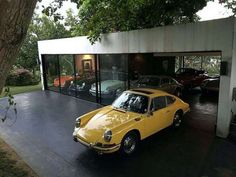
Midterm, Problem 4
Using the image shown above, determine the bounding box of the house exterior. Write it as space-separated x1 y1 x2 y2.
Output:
38 17 236 138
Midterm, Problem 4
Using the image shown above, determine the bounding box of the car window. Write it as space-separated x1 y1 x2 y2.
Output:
112 92 149 114
161 78 169 85
138 77 160 86
166 96 176 105
170 78 177 84
150 96 166 112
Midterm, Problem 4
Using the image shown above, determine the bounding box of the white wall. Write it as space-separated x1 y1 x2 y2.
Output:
230 18 236 121
38 18 234 54
38 17 236 138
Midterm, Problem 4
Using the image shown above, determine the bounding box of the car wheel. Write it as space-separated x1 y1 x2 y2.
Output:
120 132 138 155
173 111 183 128
175 88 182 97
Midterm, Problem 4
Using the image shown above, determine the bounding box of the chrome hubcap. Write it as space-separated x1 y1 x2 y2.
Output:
174 114 181 127
123 136 136 154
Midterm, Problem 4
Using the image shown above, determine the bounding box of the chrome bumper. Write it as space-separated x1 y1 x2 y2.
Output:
73 136 120 153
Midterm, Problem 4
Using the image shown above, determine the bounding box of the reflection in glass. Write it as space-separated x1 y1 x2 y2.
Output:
68 54 96 102
112 92 149 114
96 54 128 105
58 55 75 95
44 55 60 92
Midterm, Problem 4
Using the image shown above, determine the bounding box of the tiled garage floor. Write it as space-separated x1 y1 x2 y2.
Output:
0 90 235 177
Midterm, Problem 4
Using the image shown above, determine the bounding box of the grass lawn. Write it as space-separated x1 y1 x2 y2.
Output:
0 139 38 177
0 84 42 98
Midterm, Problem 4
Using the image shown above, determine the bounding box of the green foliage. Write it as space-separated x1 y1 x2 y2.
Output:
0 87 17 124
0 84 42 99
221 0 236 15
71 0 210 44
16 14 71 72
6 69 39 86
41 0 210 44
64 9 80 36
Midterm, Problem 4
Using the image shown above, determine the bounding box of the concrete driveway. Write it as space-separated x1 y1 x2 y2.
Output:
0 90 236 177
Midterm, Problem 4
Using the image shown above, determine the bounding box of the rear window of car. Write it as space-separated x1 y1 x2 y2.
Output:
166 96 176 105
150 96 166 111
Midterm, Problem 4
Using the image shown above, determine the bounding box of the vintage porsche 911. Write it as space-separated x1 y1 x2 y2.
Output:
73 88 190 155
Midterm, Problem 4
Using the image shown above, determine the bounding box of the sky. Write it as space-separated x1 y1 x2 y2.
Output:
197 1 233 21
38 0 234 21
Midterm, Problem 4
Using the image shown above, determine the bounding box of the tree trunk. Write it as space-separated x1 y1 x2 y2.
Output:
0 0 37 93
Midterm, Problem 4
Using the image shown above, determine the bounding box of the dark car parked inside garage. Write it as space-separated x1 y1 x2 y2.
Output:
133 75 183 97
174 68 209 89
68 77 96 95
200 76 220 94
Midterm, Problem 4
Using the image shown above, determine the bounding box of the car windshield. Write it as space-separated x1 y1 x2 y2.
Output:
112 92 149 114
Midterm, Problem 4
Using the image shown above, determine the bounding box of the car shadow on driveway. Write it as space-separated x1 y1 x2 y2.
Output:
76 122 216 177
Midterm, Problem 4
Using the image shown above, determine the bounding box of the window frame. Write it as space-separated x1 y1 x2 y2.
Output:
149 96 167 112
166 95 176 106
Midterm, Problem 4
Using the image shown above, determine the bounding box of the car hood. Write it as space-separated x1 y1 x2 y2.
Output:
78 106 140 142
91 80 124 92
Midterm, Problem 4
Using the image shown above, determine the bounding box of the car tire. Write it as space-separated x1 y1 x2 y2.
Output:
120 132 139 155
173 111 183 128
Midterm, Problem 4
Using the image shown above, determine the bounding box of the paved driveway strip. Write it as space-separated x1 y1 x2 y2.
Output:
0 91 100 177
0 90 235 177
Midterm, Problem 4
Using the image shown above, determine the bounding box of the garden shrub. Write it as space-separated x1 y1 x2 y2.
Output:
6 68 39 86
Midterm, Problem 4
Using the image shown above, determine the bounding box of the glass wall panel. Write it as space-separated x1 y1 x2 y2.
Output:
69 54 96 102
129 54 175 89
43 55 60 92
98 54 128 105
58 55 75 95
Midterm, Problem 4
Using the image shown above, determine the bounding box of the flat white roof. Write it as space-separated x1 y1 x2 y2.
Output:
38 17 234 55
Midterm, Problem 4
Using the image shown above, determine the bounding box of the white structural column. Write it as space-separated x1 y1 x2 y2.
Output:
217 55 232 137
217 18 236 138
230 18 236 123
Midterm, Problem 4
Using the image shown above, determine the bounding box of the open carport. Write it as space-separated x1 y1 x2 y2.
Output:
38 17 236 138
0 91 235 177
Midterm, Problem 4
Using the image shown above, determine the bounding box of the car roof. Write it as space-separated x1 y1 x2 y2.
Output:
127 88 169 97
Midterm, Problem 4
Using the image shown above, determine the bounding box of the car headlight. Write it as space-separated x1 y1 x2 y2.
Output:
103 130 112 142
91 83 96 90
75 118 81 128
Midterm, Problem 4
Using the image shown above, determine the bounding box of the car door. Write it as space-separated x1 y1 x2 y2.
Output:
165 95 177 126
145 96 169 136
160 78 171 93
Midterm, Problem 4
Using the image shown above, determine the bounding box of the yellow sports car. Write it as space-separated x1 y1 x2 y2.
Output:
73 88 190 155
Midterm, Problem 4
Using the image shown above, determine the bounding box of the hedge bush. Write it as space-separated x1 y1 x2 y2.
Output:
6 68 39 86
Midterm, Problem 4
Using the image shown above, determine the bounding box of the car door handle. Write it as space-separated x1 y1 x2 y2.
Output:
166 110 170 113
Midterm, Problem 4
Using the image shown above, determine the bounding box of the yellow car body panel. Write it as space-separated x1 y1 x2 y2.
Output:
73 88 190 153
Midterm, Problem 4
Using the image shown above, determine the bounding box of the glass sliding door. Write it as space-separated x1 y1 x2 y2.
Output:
98 54 128 105
58 55 75 95
69 54 97 102
43 55 60 92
